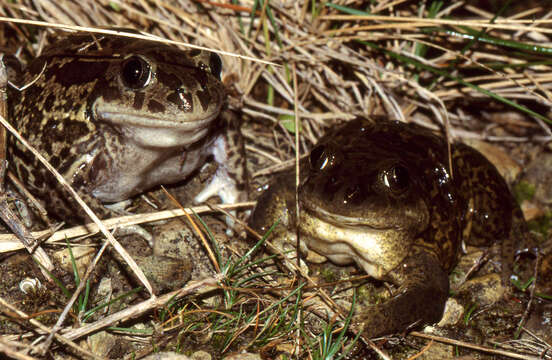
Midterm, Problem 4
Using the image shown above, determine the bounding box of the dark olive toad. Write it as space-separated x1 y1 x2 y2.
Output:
7 33 245 221
249 118 527 338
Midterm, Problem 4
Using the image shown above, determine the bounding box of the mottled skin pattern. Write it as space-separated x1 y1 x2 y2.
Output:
249 118 527 338
8 33 245 221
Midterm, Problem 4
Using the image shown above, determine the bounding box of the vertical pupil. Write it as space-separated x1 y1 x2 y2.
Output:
210 53 222 79
126 60 141 82
310 146 325 170
390 166 408 190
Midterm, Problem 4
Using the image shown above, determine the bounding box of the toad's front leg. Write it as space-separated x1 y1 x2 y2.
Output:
355 248 449 338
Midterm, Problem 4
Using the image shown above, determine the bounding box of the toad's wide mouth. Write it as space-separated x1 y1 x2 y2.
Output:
94 101 221 148
94 102 220 130
298 206 414 278
299 207 392 246
301 199 402 230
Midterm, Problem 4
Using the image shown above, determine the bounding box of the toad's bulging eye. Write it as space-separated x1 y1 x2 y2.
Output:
309 145 340 171
121 56 151 89
209 53 222 79
309 145 325 170
382 165 409 194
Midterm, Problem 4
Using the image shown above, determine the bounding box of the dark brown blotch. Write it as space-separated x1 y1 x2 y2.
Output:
49 155 61 169
43 94 57 111
16 164 30 185
96 84 120 102
65 118 91 138
196 89 212 112
55 59 110 87
147 99 165 113
193 68 209 90
31 168 45 189
133 92 145 110
59 147 71 160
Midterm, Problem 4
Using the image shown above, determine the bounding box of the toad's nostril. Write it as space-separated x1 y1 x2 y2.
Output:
177 87 193 112
344 184 362 205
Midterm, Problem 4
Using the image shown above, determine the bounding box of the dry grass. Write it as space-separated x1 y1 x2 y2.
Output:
0 1 551 359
